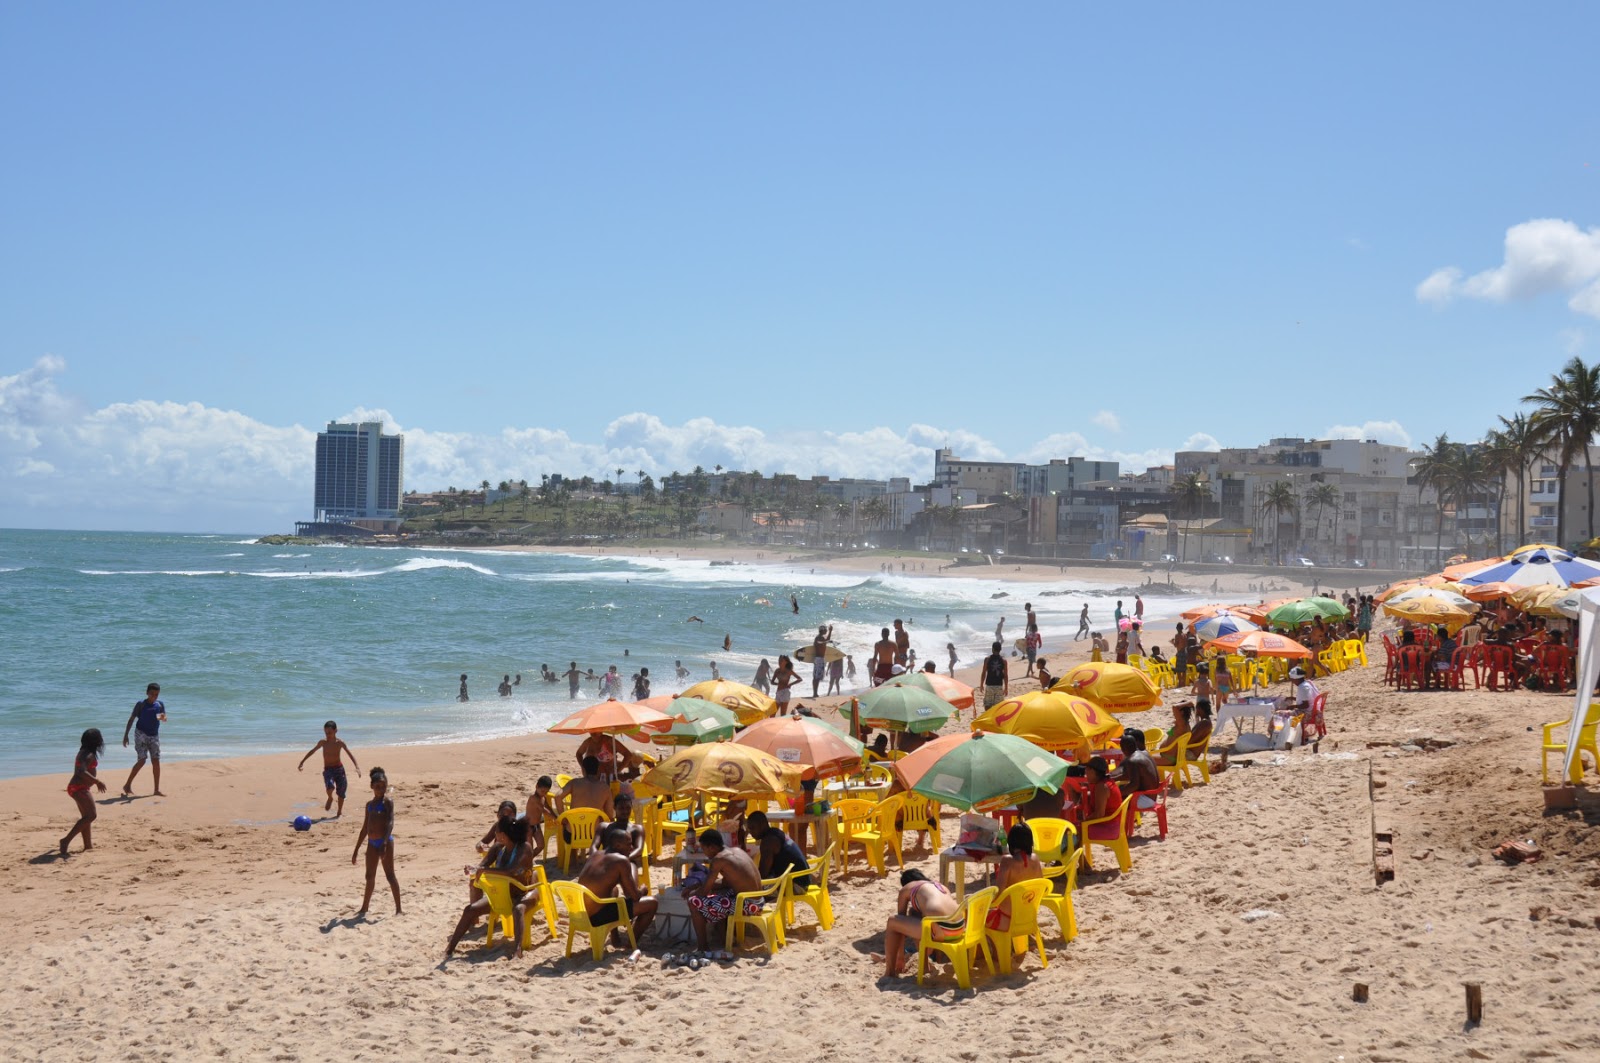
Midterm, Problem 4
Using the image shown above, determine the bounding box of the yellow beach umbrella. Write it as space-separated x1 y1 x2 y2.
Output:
678 680 778 726
971 690 1123 754
1382 596 1475 634
1049 662 1162 713
1383 586 1475 609
639 741 803 798
1510 584 1577 617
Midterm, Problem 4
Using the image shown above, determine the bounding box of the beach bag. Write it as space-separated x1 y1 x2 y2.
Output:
956 813 999 856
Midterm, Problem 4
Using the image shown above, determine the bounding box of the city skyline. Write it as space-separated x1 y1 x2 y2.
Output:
3 4 1596 531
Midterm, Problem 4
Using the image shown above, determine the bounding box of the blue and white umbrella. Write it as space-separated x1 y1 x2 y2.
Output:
1191 611 1261 642
1456 547 1600 589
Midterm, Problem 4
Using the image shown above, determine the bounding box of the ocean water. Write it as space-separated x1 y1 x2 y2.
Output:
0 530 1213 779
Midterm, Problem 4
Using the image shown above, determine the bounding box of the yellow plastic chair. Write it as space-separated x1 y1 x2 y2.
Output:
1082 794 1136 873
550 880 637 962
1341 639 1368 668
916 886 997 989
1026 818 1079 941
555 773 573 791
871 794 908 870
1127 653 1143 671
477 869 558 947
899 792 943 853
555 808 605 875
1179 730 1212 787
985 878 1052 974
726 876 787 955
836 798 889 875
860 763 895 787
1156 734 1189 792
781 844 835 931
1142 727 1164 751
1542 703 1600 784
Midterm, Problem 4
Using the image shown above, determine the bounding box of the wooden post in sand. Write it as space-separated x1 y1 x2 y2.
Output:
1352 983 1369 1003
1464 983 1483 1025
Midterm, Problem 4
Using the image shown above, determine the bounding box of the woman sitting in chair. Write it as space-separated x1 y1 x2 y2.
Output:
1079 756 1122 834
1188 701 1214 756
987 824 1043 933
872 869 962 979
1153 703 1193 768
445 817 534 961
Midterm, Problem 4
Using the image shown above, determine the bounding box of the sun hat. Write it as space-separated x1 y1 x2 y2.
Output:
1288 667 1306 679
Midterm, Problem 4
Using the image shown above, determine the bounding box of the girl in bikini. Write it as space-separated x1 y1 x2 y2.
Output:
352 767 401 917
873 869 963 978
986 824 1044 933
61 728 107 857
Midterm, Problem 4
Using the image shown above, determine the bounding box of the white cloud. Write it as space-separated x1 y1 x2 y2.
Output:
1324 420 1412 447
1090 410 1122 433
1417 219 1600 318
8 360 1270 530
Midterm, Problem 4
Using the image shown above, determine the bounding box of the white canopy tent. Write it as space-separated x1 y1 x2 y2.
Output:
1562 588 1600 782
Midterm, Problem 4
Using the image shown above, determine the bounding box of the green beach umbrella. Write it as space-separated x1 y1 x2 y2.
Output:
638 697 739 746
854 684 955 734
1266 596 1349 625
892 731 1070 813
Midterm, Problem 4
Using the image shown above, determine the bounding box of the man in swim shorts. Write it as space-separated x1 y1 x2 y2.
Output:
685 829 765 953
576 826 658 948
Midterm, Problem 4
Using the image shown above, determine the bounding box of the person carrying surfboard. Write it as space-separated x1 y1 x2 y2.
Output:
809 624 833 697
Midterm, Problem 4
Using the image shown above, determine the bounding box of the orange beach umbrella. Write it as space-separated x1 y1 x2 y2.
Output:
1203 630 1314 658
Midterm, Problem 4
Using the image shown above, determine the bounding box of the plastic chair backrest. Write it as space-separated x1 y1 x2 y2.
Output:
994 877 1050 938
955 887 998 951
1023 817 1075 862
873 793 906 833
558 808 605 849
550 880 606 932
1142 727 1164 750
836 798 877 831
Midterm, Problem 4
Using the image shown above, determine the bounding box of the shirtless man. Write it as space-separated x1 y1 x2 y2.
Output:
810 624 834 697
892 619 911 666
576 826 658 948
558 756 614 821
685 828 765 955
871 628 897 686
591 790 645 865
562 661 584 700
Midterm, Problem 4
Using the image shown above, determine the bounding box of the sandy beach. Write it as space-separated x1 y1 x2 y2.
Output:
6 570 1600 1062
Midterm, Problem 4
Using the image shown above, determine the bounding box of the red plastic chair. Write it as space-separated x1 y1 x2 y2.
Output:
1381 634 1400 687
1396 646 1429 691
1536 645 1573 693
1442 648 1469 691
1483 645 1516 691
1129 785 1168 840
1303 693 1328 741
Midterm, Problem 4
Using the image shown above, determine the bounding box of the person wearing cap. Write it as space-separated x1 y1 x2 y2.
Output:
1286 666 1320 716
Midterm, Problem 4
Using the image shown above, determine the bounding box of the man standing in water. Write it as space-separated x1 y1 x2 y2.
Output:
121 682 166 797
871 627 897 686
1076 604 1091 641
811 624 833 697
562 662 583 699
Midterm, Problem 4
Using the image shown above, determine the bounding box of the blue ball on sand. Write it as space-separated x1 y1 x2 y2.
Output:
292 815 312 832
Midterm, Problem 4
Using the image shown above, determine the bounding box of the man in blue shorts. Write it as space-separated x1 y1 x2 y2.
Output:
298 720 360 816
121 682 167 797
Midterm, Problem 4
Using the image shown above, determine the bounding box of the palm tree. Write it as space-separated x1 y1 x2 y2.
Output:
1493 413 1537 548
1448 445 1499 553
1171 472 1209 561
1257 481 1299 563
1306 482 1341 560
1411 433 1458 565
1523 355 1600 547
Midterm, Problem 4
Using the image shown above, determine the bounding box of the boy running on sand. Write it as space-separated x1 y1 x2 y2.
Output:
298 720 360 816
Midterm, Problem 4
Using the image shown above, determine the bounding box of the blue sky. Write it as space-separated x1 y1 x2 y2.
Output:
2 3 1597 531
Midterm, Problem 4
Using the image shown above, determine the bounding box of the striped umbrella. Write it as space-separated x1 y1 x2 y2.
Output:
1190 612 1261 642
